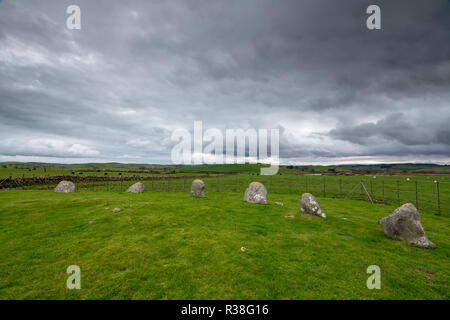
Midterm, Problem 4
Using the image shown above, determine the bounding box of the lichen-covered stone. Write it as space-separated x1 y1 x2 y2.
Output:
126 182 145 193
54 181 76 193
378 203 436 248
191 179 205 197
300 193 326 218
244 182 267 204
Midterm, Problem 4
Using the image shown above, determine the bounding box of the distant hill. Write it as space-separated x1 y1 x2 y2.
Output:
0 162 448 175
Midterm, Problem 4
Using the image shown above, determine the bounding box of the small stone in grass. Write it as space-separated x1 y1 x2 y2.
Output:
274 201 284 206
126 182 145 193
191 179 205 197
54 180 76 193
112 207 120 212
244 182 267 204
378 203 435 248
300 193 326 218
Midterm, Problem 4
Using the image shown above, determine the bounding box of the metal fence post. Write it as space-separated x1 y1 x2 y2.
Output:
436 181 441 215
414 181 418 209
370 180 373 199
323 177 326 197
289 176 292 194
396 180 400 207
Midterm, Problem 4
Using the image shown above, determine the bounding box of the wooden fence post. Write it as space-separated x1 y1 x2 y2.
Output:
360 181 363 199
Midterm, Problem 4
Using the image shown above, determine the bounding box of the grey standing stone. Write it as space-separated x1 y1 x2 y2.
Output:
191 179 205 197
244 182 267 204
378 203 436 248
54 181 76 193
300 193 326 218
126 182 145 193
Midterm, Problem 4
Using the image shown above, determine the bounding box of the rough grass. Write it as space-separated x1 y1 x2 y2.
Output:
0 189 448 299
17 173 450 216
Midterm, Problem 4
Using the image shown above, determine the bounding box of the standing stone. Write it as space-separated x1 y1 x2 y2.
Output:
126 182 145 193
54 181 76 193
244 182 267 204
378 203 436 248
300 193 326 218
191 179 205 197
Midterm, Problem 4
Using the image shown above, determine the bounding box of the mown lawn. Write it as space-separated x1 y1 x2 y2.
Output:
0 189 448 299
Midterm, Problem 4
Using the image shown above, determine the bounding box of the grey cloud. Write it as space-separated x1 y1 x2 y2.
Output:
0 0 449 164
329 113 450 147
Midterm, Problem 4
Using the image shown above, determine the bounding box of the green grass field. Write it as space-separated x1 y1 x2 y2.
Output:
10 172 450 216
0 189 448 299
2 161 449 178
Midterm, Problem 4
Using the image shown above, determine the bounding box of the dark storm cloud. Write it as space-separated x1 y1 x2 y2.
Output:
0 0 449 164
329 113 450 147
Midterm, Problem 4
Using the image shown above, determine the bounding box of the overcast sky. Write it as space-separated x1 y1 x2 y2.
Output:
0 0 449 165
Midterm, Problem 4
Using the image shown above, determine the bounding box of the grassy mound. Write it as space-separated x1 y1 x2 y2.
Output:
0 190 448 299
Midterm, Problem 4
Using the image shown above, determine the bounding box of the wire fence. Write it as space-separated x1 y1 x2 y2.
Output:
2 173 447 216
